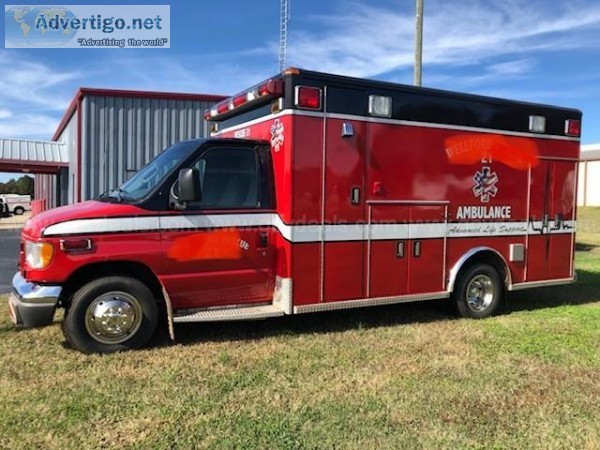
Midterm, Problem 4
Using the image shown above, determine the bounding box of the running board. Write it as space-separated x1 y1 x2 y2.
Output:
173 304 284 323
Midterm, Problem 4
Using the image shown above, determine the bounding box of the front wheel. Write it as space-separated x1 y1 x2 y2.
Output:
453 263 503 319
63 276 158 354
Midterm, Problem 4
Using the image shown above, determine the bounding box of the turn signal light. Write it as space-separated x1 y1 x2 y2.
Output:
59 239 93 252
24 241 54 270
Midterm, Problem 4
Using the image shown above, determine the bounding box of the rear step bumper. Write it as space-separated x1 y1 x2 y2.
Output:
173 304 284 323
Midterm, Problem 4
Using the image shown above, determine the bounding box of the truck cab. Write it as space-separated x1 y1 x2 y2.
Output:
10 138 279 353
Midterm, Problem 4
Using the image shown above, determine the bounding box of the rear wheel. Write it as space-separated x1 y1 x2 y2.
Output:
63 276 158 354
13 206 25 215
454 263 503 319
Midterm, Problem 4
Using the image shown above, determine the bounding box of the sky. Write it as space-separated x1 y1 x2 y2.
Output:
1 0 600 183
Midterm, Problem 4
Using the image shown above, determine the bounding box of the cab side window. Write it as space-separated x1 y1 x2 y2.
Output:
188 147 260 210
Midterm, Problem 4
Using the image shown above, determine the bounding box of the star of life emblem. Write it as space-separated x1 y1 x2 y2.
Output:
472 166 498 203
270 119 284 152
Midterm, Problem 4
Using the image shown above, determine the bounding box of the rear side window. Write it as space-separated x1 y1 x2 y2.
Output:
188 148 260 210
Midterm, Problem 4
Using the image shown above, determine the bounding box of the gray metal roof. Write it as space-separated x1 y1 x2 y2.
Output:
581 144 600 161
581 149 600 161
0 138 68 165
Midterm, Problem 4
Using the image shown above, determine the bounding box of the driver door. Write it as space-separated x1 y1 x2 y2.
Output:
160 145 275 310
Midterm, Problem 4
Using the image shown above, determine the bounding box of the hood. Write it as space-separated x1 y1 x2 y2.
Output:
23 200 154 239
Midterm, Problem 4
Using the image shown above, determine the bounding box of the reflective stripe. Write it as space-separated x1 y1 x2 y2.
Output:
42 214 576 241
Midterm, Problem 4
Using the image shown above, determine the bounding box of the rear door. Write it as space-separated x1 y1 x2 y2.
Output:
548 161 577 279
526 160 577 281
160 144 275 309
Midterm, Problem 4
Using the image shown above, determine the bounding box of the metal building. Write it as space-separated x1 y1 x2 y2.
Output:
578 143 600 207
36 88 224 208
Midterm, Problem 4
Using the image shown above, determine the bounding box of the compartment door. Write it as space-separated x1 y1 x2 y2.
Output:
322 117 366 302
407 204 447 294
367 204 410 298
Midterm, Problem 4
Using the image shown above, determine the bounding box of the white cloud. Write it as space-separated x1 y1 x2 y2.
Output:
0 112 59 139
486 60 535 77
287 0 600 78
0 51 78 139
0 108 13 119
89 55 275 96
0 51 79 111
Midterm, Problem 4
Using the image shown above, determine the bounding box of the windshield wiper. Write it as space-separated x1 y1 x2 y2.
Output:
114 187 128 203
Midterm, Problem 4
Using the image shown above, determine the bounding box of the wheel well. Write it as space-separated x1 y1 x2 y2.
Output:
449 249 510 292
59 261 164 307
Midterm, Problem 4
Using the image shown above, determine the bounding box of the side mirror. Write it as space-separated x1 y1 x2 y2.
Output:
169 168 202 210
177 168 201 203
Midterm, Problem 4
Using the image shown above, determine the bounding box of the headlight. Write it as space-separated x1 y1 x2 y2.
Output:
25 241 54 269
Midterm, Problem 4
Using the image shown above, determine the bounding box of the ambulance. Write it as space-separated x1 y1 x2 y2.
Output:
9 69 581 353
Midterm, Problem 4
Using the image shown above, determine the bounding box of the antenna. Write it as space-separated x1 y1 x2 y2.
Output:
279 0 290 72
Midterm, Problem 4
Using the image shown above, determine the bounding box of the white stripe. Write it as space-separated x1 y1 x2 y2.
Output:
43 214 576 240
160 213 273 230
214 109 580 142
43 216 160 236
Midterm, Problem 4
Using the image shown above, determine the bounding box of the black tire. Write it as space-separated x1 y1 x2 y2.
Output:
63 276 158 354
13 206 25 215
453 263 503 319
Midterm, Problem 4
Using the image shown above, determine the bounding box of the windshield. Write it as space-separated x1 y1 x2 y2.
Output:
102 140 201 202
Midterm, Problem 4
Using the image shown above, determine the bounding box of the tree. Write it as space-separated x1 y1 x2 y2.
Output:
0 175 34 196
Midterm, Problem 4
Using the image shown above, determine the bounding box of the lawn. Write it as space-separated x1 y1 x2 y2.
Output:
0 209 599 449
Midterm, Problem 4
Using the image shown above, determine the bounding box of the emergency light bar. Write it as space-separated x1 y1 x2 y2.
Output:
204 78 284 121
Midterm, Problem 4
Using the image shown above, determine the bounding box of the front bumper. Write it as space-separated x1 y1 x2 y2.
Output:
8 272 62 327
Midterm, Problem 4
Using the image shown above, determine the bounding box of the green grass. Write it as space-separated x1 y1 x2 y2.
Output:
578 206 600 247
0 209 599 449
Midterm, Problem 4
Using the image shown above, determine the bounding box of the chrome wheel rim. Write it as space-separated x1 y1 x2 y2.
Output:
466 275 495 312
85 292 143 344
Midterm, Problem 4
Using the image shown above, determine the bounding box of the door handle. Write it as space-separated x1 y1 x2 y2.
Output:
258 232 268 249
553 213 563 230
413 241 421 257
351 187 360 205
396 241 405 258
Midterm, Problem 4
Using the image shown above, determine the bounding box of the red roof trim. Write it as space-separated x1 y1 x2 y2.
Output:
52 89 81 142
52 88 227 141
0 159 68 175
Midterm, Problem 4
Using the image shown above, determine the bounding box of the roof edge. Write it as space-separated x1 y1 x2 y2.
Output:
77 87 227 103
0 137 65 145
581 143 600 152
52 88 227 141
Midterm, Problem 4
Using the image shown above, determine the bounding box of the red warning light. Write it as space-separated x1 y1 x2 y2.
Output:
296 86 321 109
565 119 581 137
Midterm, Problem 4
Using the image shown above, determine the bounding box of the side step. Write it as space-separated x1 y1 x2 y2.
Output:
173 304 284 323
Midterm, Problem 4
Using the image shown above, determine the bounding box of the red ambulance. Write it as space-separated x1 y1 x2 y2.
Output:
9 69 582 353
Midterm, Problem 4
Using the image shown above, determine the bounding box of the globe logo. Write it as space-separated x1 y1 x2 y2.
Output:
5 6 77 47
